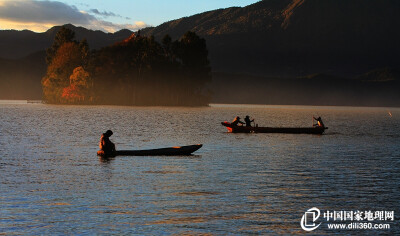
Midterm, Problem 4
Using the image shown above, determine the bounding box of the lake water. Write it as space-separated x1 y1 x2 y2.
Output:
1 101 399 235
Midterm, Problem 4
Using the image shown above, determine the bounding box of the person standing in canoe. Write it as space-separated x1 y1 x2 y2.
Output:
313 116 325 128
244 115 254 127
231 116 245 126
99 130 116 155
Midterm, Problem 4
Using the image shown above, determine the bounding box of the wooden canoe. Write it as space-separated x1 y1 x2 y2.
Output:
221 122 327 134
97 144 202 157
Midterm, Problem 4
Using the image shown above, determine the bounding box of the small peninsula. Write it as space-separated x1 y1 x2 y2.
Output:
42 27 212 106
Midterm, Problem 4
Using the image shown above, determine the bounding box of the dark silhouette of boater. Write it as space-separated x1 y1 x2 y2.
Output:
231 116 245 126
313 117 325 128
99 130 116 156
244 115 254 127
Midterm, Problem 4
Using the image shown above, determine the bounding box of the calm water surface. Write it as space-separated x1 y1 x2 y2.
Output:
1 102 399 235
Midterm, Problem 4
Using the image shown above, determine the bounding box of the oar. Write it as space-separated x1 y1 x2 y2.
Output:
251 118 256 127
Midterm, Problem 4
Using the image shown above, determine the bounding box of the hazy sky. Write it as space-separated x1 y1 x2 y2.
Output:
0 0 260 32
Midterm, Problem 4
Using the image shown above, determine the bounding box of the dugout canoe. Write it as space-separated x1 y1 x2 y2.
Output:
221 122 327 134
97 144 202 157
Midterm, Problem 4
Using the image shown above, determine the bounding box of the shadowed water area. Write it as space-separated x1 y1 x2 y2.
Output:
1 102 399 234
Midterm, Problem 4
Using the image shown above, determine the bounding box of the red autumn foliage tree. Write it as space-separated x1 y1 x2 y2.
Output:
62 66 92 103
42 27 91 103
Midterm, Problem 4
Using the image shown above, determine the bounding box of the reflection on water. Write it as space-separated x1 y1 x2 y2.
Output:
0 103 399 234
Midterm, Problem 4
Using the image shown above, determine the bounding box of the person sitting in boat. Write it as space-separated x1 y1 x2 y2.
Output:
313 116 325 128
244 115 254 127
231 116 245 126
99 130 116 155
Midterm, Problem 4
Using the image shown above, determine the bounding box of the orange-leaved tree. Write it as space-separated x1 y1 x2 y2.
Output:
62 66 93 103
42 27 91 103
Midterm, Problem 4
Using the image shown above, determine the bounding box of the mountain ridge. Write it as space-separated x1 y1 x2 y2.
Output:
0 24 133 59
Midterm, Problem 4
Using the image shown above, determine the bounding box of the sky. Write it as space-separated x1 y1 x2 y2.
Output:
0 0 260 33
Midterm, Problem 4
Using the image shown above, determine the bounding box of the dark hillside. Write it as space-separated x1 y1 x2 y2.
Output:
142 0 400 77
0 51 46 99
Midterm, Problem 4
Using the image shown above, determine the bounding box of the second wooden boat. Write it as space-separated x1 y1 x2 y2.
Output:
221 122 327 134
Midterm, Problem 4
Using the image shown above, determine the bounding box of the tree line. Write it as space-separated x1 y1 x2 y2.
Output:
42 27 212 106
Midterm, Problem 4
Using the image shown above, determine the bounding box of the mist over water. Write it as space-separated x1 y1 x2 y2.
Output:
1 102 399 234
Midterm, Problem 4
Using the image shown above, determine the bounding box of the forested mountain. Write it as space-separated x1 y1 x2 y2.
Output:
141 0 400 106
141 0 400 77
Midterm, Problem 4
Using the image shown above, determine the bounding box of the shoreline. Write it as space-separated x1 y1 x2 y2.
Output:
1 100 399 110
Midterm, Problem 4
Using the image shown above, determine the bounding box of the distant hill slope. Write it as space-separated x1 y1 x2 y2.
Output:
142 0 400 77
0 24 133 59
0 51 46 99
